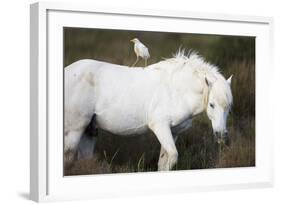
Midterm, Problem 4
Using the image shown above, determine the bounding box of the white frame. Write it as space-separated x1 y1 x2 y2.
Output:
30 2 274 202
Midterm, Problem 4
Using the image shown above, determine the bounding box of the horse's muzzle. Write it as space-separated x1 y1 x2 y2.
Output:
214 131 230 146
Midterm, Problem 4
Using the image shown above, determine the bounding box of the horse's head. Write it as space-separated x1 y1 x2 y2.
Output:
205 75 233 145
163 50 233 145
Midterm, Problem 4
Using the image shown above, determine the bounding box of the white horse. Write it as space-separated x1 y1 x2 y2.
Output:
64 50 233 171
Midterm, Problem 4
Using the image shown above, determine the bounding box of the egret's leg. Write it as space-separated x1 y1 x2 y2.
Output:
132 56 139 67
144 59 147 67
149 122 178 171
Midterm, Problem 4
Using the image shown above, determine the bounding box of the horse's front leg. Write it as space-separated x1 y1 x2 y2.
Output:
158 135 179 170
158 146 168 171
149 122 178 171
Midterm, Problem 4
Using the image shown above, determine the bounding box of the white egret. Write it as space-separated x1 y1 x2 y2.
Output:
130 38 150 67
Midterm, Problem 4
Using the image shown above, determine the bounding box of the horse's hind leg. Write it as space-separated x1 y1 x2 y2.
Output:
77 134 97 160
78 114 98 160
64 129 84 164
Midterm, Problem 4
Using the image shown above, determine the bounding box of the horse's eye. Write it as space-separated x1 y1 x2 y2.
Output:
209 103 214 108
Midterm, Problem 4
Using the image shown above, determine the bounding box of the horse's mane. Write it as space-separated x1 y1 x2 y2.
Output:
162 49 221 79
151 49 232 109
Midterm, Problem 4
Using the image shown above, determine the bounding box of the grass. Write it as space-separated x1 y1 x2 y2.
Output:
63 28 255 176
65 113 255 176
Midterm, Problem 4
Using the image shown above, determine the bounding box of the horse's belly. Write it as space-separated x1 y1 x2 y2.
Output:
96 112 149 136
111 125 149 136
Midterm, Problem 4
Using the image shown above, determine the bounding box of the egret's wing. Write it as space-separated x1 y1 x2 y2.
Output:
134 45 142 56
143 47 150 59
138 43 150 59
138 42 148 50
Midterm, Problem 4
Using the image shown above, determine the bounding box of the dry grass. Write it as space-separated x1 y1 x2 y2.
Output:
216 118 255 168
65 114 255 175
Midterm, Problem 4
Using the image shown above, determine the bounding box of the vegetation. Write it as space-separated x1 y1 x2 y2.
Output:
63 28 255 175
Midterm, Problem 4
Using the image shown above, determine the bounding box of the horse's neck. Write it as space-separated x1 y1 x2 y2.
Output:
194 82 209 115
170 72 208 118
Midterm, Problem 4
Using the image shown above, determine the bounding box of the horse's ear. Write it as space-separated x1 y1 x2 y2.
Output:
227 75 233 85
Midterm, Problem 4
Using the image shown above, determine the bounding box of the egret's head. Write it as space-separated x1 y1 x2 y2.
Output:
130 38 139 43
205 75 233 145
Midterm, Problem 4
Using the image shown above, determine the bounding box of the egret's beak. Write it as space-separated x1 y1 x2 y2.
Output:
130 39 134 42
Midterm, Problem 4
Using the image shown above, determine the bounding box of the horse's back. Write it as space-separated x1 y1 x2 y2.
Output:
64 59 159 135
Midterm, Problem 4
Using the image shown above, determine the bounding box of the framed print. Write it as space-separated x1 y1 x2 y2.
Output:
30 2 274 202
